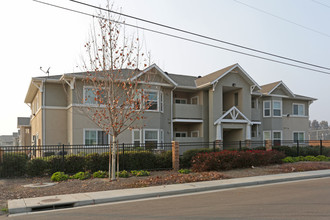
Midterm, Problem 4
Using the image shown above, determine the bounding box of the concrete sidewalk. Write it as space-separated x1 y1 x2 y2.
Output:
8 169 330 215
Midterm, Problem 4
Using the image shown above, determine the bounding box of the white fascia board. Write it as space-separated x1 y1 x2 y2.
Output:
210 64 261 90
268 81 295 97
172 119 203 123
131 64 178 86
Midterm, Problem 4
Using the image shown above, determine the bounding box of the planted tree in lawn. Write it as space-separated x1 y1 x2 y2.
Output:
80 9 150 180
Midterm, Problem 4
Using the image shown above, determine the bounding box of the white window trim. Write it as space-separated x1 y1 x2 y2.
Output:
293 131 305 142
143 129 160 143
83 86 106 106
145 89 161 112
292 103 305 116
160 91 164 113
175 131 188 138
132 129 142 145
191 96 199 105
263 131 271 141
191 130 199 138
83 128 109 146
273 130 282 145
175 98 187 104
263 101 271 117
272 100 282 117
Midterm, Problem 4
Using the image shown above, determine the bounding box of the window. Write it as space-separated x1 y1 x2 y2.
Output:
132 130 141 147
175 98 187 104
263 101 271 117
175 132 187 138
234 93 239 106
273 131 282 146
263 131 271 141
293 132 305 143
84 87 106 105
84 130 109 145
191 96 199 105
293 104 305 116
144 129 158 148
145 90 163 112
273 101 282 117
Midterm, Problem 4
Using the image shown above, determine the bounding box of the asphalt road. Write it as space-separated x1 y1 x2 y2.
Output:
5 177 330 220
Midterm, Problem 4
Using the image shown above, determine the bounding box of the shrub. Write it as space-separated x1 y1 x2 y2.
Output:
64 155 85 174
116 170 130 178
93 170 108 178
131 170 150 176
154 151 172 169
120 152 156 170
72 171 91 180
26 158 48 176
191 150 285 172
282 156 296 163
51 172 69 182
45 156 64 174
180 148 216 168
0 153 29 177
85 153 109 173
178 169 191 174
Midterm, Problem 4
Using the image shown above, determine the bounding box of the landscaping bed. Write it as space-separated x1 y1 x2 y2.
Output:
2 161 330 216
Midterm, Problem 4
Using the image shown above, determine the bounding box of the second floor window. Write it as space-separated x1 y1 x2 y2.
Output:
145 90 163 112
293 104 304 116
84 87 106 105
263 101 271 117
273 101 282 117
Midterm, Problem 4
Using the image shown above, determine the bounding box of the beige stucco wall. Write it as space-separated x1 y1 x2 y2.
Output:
45 83 67 107
30 111 42 145
44 109 67 145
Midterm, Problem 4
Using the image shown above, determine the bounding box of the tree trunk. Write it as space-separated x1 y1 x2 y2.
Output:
111 135 117 180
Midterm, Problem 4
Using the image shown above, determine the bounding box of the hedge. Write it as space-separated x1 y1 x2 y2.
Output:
0 151 172 177
191 150 286 172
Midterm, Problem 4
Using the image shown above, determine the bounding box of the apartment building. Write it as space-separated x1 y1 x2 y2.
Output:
24 63 316 146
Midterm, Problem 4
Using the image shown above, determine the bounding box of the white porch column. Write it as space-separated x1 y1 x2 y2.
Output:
216 123 222 140
246 124 251 140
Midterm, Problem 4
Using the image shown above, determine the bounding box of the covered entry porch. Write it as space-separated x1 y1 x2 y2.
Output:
214 106 259 150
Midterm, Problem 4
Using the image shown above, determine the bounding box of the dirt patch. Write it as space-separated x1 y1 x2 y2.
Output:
1 162 330 216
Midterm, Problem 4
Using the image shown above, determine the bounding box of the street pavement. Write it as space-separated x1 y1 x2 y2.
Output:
6 169 330 216
5 176 330 219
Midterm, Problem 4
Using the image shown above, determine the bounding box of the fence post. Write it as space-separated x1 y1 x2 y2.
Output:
172 141 179 171
62 144 65 171
239 141 242 151
320 140 323 156
265 140 272 151
0 147 3 163
122 143 125 171
213 141 216 152
297 140 300 156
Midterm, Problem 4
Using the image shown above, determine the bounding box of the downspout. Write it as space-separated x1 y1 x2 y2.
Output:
42 80 46 146
170 86 177 141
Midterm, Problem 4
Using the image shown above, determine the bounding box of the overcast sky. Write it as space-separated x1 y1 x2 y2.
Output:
0 0 329 135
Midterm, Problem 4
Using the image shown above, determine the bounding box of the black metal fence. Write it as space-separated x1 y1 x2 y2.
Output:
0 140 329 177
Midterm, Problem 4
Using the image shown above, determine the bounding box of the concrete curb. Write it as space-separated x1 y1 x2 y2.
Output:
8 169 330 215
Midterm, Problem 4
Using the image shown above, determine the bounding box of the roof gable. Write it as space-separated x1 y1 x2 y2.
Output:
196 64 261 89
261 81 295 97
132 64 178 86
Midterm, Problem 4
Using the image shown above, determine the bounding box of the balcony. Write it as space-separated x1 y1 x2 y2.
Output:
173 104 203 120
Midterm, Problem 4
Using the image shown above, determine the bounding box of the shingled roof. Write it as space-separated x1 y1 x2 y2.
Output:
195 64 237 87
260 81 282 94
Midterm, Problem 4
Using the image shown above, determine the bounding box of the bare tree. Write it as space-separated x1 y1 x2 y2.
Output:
79 7 150 180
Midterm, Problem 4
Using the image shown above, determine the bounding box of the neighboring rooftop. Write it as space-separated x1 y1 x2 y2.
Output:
17 117 30 127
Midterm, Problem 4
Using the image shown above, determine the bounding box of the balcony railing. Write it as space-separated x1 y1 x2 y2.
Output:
173 104 203 119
